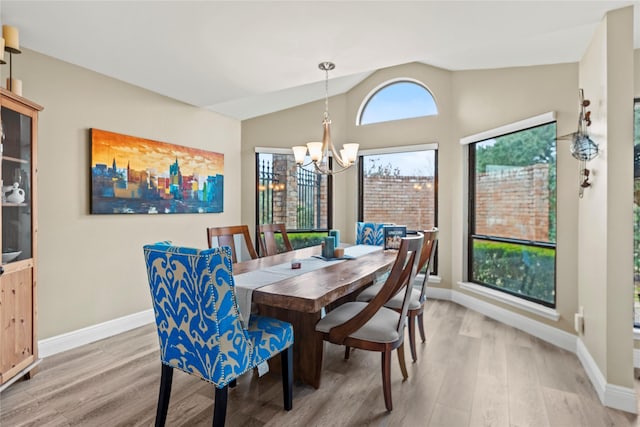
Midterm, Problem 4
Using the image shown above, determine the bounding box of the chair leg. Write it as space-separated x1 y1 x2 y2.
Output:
381 350 393 411
344 346 351 360
397 343 408 381
408 314 418 362
155 364 173 427
213 386 228 427
281 346 293 411
417 312 426 343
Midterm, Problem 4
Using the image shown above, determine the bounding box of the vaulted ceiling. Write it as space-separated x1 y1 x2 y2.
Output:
3 1 639 119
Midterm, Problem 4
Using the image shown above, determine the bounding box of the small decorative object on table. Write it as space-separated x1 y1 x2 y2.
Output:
329 229 340 247
383 225 407 250
333 247 344 258
322 236 335 258
291 259 301 269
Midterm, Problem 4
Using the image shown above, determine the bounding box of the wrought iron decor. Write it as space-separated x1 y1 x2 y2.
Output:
570 89 599 197
90 129 224 214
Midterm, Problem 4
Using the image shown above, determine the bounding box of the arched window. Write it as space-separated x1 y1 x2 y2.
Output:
357 79 437 125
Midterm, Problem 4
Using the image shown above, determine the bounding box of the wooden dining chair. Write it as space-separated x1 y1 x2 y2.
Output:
315 234 423 411
356 229 438 362
143 242 294 427
258 223 293 256
206 225 259 263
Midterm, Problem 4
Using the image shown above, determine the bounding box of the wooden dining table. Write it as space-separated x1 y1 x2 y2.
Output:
233 244 397 389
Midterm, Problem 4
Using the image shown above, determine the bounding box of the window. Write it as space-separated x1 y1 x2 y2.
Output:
358 146 438 271
358 80 437 126
633 99 640 327
256 150 331 253
468 119 557 307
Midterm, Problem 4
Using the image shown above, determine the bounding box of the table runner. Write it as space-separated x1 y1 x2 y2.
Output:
233 244 383 325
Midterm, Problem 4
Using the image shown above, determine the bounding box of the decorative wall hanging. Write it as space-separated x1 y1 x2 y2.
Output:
90 129 224 214
567 89 599 198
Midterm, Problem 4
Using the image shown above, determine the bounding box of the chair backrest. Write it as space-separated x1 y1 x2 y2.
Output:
206 225 259 263
327 234 423 344
258 223 293 256
143 242 252 387
355 222 387 246
417 228 438 303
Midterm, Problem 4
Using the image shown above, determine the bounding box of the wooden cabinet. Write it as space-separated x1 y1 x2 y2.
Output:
0 89 42 388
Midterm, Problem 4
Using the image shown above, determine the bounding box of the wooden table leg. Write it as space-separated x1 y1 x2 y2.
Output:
258 305 324 389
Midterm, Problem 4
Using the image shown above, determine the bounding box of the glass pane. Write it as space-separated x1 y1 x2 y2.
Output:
633 101 640 326
361 150 436 231
471 238 556 305
257 152 329 241
1 107 32 263
473 123 557 244
470 121 556 307
360 82 437 125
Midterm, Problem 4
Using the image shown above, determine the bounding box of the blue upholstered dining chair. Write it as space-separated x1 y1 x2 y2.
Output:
143 242 294 427
355 222 387 246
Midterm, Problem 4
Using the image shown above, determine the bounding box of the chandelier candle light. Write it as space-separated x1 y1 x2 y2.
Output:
292 62 359 175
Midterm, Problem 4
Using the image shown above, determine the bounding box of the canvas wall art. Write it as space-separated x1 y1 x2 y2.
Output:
90 129 224 214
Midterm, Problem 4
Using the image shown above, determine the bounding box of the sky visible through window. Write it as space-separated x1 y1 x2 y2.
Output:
360 81 437 125
363 151 435 177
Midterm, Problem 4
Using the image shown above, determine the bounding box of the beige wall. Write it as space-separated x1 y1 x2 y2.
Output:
578 6 634 388
14 49 241 339
243 61 579 334
451 64 578 334
241 93 348 237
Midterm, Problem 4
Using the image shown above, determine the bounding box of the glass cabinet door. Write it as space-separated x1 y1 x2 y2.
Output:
1 106 32 264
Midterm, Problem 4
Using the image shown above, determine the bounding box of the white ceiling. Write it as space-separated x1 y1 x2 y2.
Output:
2 1 639 120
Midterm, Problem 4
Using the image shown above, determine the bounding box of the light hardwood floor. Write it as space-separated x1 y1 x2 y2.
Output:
1 300 638 426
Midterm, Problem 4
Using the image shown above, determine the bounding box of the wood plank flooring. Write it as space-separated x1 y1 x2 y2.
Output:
1 300 638 426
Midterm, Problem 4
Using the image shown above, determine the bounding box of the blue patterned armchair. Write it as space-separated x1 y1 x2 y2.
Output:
356 222 387 246
143 242 294 427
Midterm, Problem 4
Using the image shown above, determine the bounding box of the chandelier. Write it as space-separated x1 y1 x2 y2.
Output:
292 62 359 174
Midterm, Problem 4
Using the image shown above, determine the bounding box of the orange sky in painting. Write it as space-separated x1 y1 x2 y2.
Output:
91 129 224 176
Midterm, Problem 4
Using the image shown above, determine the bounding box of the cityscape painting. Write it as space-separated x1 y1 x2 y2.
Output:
90 129 224 214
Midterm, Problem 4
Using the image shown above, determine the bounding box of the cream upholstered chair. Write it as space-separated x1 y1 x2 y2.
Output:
356 229 438 362
258 223 293 256
315 234 423 411
143 242 294 426
206 225 259 263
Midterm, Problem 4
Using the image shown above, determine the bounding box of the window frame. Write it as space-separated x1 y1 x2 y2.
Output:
356 78 438 126
465 114 557 309
633 98 640 329
357 144 439 274
254 148 333 255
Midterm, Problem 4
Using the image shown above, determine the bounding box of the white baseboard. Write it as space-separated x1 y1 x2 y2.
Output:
427 286 637 414
38 309 155 358
577 338 638 414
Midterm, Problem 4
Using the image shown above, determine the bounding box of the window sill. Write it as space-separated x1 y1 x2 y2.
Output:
458 281 560 321
413 273 441 287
